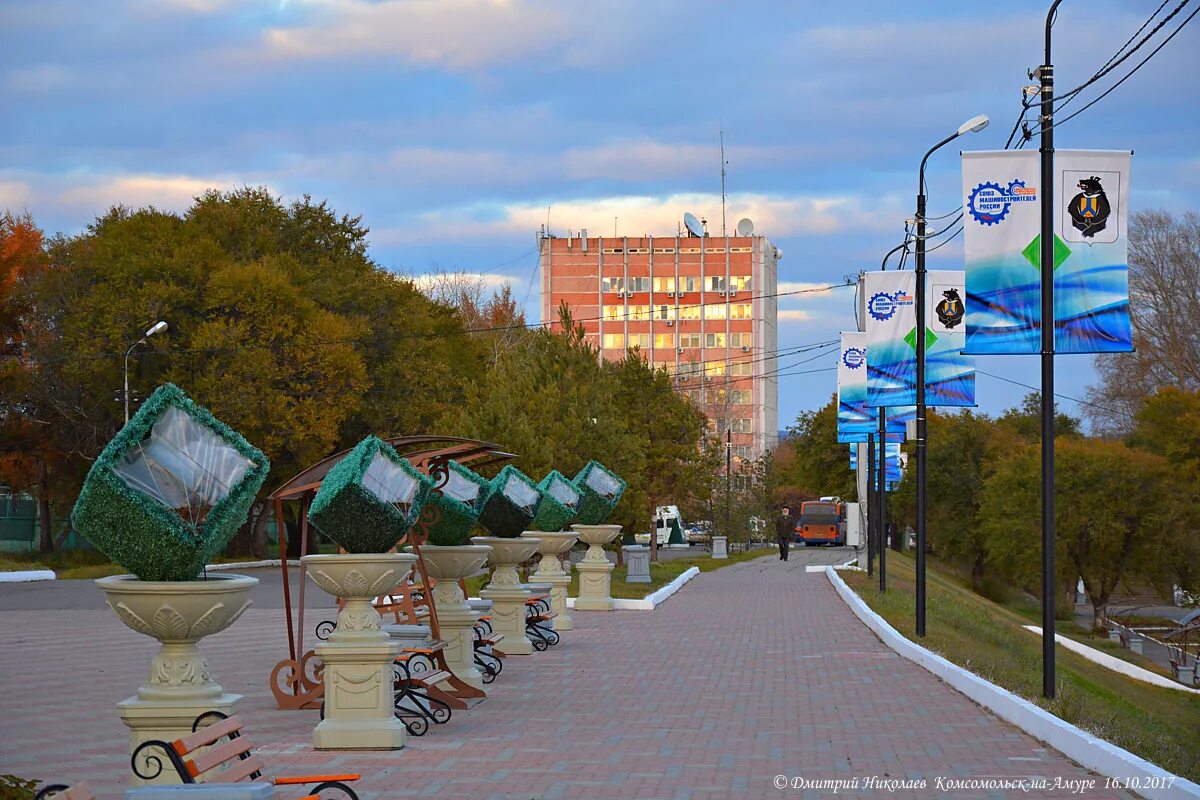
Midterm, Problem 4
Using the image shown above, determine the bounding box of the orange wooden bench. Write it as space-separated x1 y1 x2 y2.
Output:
131 712 359 799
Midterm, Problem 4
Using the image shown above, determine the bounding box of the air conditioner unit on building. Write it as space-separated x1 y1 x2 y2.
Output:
717 289 726 296
665 320 674 327
680 376 688 382
742 345 750 353
677 347 684 354
667 291 675 297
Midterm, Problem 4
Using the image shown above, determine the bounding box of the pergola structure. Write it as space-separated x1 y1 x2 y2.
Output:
266 435 516 709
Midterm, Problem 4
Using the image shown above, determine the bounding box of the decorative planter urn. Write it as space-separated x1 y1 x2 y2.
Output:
711 534 729 559
407 544 492 688
302 552 415 750
473 536 541 655
571 524 622 611
97 573 257 785
520 530 578 631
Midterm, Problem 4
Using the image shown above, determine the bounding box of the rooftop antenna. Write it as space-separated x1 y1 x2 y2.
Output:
720 129 728 238
614 216 618 237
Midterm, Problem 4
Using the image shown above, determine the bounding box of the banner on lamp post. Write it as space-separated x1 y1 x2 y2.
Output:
838 331 913 443
962 149 1133 354
864 270 975 407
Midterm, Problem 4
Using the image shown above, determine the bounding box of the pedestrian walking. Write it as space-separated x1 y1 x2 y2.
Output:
775 505 795 561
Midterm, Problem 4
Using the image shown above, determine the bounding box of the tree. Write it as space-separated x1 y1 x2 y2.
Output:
995 391 1081 442
774 395 856 501
981 437 1192 630
891 410 1021 591
1087 210 1200 434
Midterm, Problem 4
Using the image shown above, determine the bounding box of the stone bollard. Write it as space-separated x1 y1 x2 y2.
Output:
711 535 728 559
1129 636 1143 655
623 545 651 583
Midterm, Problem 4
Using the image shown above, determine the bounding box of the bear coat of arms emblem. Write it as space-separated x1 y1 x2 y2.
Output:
1067 176 1112 238
935 288 964 330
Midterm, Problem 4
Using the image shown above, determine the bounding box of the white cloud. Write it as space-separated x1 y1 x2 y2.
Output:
0 181 33 211
777 310 813 322
256 0 571 70
408 271 521 294
55 174 250 215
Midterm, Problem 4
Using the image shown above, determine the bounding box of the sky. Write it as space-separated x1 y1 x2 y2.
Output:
2 0 1197 429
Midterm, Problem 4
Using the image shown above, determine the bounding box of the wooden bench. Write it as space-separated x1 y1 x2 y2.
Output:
391 641 462 736
35 785 95 800
472 618 504 682
131 712 359 798
525 605 559 651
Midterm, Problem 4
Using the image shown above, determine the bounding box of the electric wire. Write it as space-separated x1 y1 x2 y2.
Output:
975 369 1128 418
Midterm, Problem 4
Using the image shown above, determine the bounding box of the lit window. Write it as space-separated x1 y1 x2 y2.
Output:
704 303 727 320
705 333 726 348
603 333 625 349
654 333 676 349
731 304 752 320
653 277 676 292
629 333 650 349
603 305 623 321
708 276 727 291
679 304 701 320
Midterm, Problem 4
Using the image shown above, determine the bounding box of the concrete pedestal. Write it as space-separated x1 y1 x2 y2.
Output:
522 531 578 632
473 537 541 656
410 544 492 690
572 524 622 611
623 545 651 583
711 535 729 559
303 553 414 751
96 574 258 785
121 694 239 785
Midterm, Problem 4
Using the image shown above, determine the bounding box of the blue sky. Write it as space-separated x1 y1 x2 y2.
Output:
2 0 1197 428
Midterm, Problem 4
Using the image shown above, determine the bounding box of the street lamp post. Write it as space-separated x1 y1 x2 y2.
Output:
124 320 168 423
915 114 988 637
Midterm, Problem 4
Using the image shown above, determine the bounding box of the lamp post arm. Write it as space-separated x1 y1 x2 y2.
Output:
918 131 962 200
123 337 147 424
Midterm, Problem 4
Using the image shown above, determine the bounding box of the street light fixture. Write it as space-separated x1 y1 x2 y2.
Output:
914 114 989 637
124 320 168 423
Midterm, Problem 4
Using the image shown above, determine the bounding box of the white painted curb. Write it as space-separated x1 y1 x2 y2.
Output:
206 559 301 571
1022 625 1200 695
565 566 701 610
826 566 1200 800
0 570 56 582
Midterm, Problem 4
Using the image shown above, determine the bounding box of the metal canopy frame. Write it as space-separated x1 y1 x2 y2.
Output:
266 435 516 709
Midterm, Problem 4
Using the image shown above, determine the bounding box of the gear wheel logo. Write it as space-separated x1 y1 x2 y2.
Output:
968 178 1037 226
842 346 865 369
868 292 896 321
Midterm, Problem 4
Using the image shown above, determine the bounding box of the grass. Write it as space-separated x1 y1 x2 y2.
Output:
842 552 1200 783
463 544 776 599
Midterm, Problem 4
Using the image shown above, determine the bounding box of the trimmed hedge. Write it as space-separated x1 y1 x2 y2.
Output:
572 460 627 525
308 436 432 553
71 383 270 581
419 460 489 546
529 470 580 532
476 464 540 538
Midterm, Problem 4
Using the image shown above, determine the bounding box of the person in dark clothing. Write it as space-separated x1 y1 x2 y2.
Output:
775 506 796 561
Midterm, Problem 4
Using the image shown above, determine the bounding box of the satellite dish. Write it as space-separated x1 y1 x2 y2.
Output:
736 217 754 236
683 212 704 238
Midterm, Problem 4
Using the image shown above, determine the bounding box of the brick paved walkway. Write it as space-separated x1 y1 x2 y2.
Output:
0 559 1130 799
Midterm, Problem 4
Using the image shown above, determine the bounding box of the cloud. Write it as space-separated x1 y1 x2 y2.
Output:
372 190 907 245
777 310 813 322
408 270 521 294
256 0 571 70
0 181 33 211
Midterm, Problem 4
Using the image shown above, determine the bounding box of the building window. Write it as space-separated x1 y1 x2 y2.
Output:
704 303 727 320
708 276 727 292
629 333 650 350
731 389 752 404
626 305 650 321
681 276 699 293
729 332 749 347
603 333 625 349
678 361 701 377
601 277 623 293
705 361 726 377
679 333 701 348
654 333 676 349
732 418 753 433
731 303 752 319
603 305 623 321
653 277 676 292
705 333 726 348
626 277 650 293
657 305 675 321
679 304 701 320
731 275 752 291
730 362 753 377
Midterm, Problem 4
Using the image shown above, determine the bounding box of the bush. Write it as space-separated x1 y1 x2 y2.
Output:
308 436 432 553
529 470 580 531
420 460 489 546
572 460 626 524
476 464 540 538
71 383 270 581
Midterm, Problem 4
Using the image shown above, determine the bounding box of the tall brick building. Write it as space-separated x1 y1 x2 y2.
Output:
539 225 780 460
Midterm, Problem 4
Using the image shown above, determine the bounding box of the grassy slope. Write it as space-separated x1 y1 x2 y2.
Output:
842 552 1200 783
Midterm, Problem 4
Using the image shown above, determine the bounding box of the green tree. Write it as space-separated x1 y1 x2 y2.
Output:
891 410 1021 591
981 437 1190 630
995 391 1082 442
775 395 856 501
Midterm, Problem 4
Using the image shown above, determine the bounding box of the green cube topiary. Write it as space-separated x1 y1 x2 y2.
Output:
572 460 627 524
528 470 580 532
476 465 541 538
420 460 490 546
308 436 433 553
71 383 271 581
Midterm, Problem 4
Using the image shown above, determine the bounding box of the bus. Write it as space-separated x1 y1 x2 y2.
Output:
795 500 846 546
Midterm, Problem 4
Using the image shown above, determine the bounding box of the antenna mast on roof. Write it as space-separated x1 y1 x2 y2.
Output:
719 129 728 238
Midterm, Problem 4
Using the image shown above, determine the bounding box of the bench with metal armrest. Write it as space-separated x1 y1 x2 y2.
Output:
524 596 559 651
131 712 359 799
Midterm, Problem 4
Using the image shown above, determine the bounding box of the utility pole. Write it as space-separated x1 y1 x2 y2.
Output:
877 407 887 591
1039 0 1063 701
725 426 733 542
866 435 876 578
